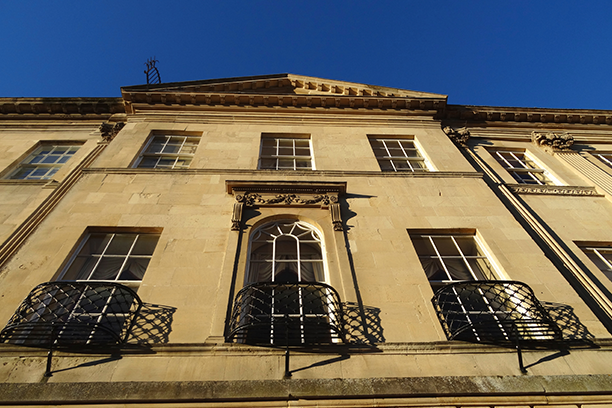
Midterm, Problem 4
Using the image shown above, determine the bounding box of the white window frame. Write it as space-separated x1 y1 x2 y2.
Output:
579 245 612 283
411 233 500 289
134 134 200 169
491 149 560 185
58 232 161 289
258 135 314 171
246 220 327 284
368 137 433 172
8 144 81 180
592 152 612 169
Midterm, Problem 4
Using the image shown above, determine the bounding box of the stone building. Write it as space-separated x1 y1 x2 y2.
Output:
0 74 612 407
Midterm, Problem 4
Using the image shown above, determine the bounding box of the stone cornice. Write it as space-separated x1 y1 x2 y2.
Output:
121 91 446 115
443 104 612 127
0 97 124 120
1 375 612 405
82 168 483 179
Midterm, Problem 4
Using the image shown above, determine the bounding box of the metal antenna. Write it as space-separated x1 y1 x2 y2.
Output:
144 57 161 85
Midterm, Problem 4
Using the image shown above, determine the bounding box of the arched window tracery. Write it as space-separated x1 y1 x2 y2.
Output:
247 220 326 284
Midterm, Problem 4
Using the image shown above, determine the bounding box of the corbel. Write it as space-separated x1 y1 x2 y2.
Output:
531 131 574 154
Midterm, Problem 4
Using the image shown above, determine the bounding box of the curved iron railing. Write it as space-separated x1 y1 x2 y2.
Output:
228 282 345 346
0 282 143 347
432 280 562 347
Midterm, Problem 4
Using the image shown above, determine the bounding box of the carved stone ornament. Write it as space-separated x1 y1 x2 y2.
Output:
99 122 125 142
442 126 470 145
227 181 346 231
508 184 600 196
531 131 574 152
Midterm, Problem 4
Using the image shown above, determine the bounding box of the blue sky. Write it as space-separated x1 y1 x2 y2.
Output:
1 1 611 109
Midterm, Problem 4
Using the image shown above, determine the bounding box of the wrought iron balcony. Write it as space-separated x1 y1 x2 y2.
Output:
228 282 345 346
432 280 562 347
0 281 143 348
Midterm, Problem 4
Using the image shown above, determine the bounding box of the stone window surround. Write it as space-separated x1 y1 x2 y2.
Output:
258 133 314 171
489 148 561 186
368 135 433 172
56 227 162 289
6 142 82 181
133 134 200 170
409 230 502 291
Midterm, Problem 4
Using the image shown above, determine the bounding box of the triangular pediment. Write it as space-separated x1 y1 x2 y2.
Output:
121 73 446 99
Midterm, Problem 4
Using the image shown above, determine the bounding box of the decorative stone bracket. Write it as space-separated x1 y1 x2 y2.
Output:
531 131 574 153
442 126 470 146
226 181 346 231
99 122 125 143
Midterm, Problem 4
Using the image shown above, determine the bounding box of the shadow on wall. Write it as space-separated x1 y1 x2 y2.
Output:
342 301 385 344
128 302 177 344
541 301 595 344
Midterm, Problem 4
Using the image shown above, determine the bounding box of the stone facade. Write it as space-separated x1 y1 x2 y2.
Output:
0 75 612 406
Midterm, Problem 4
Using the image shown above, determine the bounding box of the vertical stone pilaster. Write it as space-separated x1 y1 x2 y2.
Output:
557 152 612 196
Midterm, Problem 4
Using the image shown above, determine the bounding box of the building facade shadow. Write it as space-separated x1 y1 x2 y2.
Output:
541 301 595 344
128 302 177 344
342 301 385 344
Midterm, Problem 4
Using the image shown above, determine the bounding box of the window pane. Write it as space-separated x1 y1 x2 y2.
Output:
294 140 310 148
260 146 276 156
105 234 137 255
295 160 311 168
294 147 311 156
138 157 159 168
393 160 412 170
430 236 459 256
146 141 166 154
277 147 294 156
277 139 294 147
131 234 160 255
90 257 122 281
82 233 113 255
118 258 150 280
277 159 295 169
161 144 182 154
259 159 277 169
454 237 477 256
42 155 61 164
62 256 97 281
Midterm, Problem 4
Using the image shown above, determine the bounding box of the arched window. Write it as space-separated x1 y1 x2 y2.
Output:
228 220 343 345
246 220 326 284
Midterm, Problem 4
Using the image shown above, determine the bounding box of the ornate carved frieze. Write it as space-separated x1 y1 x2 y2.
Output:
531 131 574 152
99 122 125 142
508 184 601 196
442 126 470 146
226 181 346 231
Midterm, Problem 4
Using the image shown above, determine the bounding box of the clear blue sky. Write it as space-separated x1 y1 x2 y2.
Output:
1 1 611 110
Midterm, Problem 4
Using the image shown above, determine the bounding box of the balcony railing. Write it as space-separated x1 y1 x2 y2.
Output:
0 282 143 348
228 282 345 346
432 280 562 347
